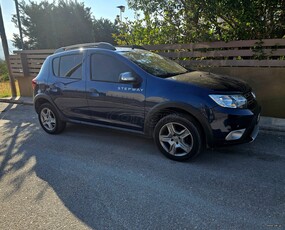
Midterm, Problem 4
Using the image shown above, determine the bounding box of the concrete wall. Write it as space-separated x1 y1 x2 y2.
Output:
200 67 285 118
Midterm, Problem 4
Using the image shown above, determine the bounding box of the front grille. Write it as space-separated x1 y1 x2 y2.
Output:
244 91 256 110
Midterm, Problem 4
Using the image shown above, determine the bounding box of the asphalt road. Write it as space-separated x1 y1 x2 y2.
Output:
0 103 284 230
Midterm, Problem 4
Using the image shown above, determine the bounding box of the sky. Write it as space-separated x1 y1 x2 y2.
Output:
0 0 136 59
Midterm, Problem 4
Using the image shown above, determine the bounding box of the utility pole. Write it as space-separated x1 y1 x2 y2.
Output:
0 5 17 97
14 0 24 50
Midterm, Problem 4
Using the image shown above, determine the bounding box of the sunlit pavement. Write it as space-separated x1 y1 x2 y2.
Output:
0 103 284 229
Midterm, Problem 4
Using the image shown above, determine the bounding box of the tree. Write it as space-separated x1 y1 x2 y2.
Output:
12 0 94 49
93 18 118 44
114 0 285 45
196 0 285 40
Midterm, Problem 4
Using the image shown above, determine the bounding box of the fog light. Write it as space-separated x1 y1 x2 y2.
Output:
225 129 246 141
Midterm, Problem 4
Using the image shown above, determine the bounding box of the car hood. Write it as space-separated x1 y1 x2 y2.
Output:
170 71 251 92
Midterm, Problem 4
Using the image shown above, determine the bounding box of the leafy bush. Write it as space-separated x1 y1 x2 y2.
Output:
0 61 9 82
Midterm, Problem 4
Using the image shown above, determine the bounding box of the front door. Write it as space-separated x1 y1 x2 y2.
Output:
86 52 145 131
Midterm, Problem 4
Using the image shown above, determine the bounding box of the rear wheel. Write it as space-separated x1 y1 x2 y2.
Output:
154 114 202 161
38 103 66 134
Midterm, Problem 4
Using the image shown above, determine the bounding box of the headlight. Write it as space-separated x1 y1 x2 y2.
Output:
209 94 247 108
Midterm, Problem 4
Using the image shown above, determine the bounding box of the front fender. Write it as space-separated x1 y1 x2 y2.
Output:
144 102 213 145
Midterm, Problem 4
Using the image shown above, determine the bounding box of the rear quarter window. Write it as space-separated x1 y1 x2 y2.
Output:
52 54 83 79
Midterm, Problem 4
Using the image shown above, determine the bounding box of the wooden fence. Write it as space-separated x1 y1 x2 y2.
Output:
9 49 54 78
8 39 285 78
145 39 285 68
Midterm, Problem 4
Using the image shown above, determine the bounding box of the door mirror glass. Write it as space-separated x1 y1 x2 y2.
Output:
119 72 136 83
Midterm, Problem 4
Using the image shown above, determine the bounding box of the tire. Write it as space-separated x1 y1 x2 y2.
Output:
38 103 66 134
154 114 202 161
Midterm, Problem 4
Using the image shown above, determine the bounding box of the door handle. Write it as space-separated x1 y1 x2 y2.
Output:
90 88 97 93
89 88 100 96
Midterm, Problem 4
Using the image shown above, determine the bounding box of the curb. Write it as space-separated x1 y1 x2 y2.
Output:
259 117 285 132
259 125 285 132
0 97 33 106
1 97 285 132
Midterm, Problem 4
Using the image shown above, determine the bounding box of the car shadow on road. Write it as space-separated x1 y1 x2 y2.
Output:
1 104 285 229
0 104 37 199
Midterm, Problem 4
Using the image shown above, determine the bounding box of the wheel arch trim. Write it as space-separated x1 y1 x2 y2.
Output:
34 94 66 121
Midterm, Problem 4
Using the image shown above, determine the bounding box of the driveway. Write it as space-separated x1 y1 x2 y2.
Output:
0 103 284 229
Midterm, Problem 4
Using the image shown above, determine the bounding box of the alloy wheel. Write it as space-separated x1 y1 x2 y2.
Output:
40 108 56 131
159 122 193 156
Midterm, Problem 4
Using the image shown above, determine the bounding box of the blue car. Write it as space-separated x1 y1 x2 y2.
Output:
32 42 261 161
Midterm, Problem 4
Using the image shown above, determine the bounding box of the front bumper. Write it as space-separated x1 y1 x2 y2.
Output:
208 104 261 146
249 122 259 142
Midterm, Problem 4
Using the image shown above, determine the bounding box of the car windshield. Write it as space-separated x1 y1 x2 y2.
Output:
120 49 188 77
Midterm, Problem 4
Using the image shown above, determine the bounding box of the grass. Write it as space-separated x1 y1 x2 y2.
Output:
0 80 20 98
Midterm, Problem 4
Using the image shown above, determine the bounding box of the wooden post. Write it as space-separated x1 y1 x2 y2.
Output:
20 53 29 77
0 5 17 97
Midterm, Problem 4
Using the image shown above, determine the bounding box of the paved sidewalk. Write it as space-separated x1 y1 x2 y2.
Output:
1 96 285 132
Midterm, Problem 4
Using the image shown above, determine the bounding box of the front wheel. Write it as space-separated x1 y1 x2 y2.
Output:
154 114 202 161
38 103 66 134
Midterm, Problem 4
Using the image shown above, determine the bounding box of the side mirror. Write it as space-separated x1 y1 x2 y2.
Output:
119 72 136 83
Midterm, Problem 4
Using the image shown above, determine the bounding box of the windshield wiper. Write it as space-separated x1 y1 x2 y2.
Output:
158 71 189 78
157 73 176 78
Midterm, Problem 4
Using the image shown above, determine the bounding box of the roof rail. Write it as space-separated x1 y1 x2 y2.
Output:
119 45 147 50
54 42 116 53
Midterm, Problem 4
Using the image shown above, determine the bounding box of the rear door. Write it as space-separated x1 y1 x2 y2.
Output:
86 51 146 131
48 52 89 120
